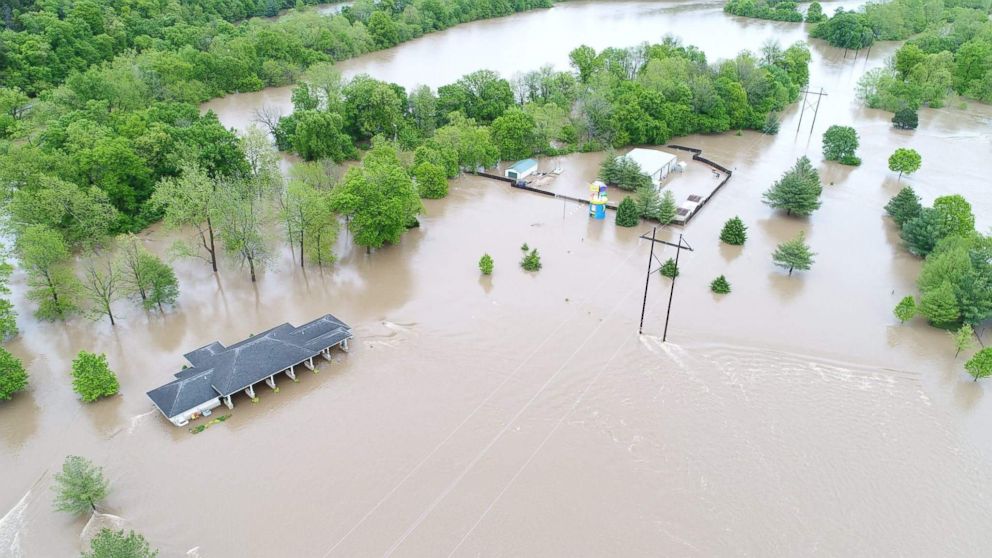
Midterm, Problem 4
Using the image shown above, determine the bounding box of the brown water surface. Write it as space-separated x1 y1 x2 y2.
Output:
5 1 992 556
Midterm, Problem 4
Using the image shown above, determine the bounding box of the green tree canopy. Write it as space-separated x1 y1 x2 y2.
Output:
763 156 822 216
615 197 639 227
772 231 815 275
822 125 860 165
658 190 677 225
491 108 538 160
720 216 747 245
894 295 917 323
71 351 119 403
16 225 83 320
965 347 992 381
82 529 158 558
885 186 922 227
933 194 975 238
888 148 922 179
413 162 448 199
52 455 109 514
919 281 960 325
710 275 731 294
0 347 28 401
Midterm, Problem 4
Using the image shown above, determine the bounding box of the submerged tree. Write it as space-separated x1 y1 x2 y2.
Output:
16 225 83 320
71 352 119 403
0 347 28 401
965 347 992 382
763 157 822 216
634 185 661 220
772 231 815 275
888 148 922 180
615 196 639 227
80 258 123 326
521 249 542 271
0 257 17 340
884 187 922 227
660 258 679 278
151 164 220 273
657 190 677 225
893 295 917 323
822 125 860 165
710 275 731 294
919 281 960 326
145 259 180 312
52 455 109 514
720 216 748 245
892 108 918 130
479 253 494 275
216 178 272 282
951 324 975 358
413 162 448 199
82 529 158 558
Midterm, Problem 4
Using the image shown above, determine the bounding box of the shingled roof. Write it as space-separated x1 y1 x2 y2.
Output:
147 314 351 420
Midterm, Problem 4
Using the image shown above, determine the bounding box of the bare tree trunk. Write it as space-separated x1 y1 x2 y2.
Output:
299 236 305 269
248 256 257 282
207 217 218 273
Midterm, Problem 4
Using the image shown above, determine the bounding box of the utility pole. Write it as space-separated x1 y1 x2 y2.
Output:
638 229 693 340
795 88 828 137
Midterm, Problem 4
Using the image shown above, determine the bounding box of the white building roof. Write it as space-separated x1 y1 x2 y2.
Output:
623 148 677 174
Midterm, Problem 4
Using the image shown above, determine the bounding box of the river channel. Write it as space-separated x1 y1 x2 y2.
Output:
3 1 992 556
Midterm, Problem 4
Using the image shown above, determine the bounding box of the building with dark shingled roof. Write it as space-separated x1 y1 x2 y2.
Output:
147 314 352 426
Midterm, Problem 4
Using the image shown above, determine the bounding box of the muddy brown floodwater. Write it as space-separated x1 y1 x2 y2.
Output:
5 1 992 556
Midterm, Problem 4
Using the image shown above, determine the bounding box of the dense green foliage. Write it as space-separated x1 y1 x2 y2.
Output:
0 347 28 400
965 347 992 381
805 2 826 23
479 253 494 275
599 153 652 191
894 295 917 323
821 125 860 165
888 148 922 179
634 186 661 220
710 275 731 294
615 197 640 227
71 351 118 402
658 190 677 225
413 162 448 199
720 216 748 245
763 156 822 216
892 107 919 129
884 186 922 227
82 529 158 558
0 260 17 340
951 324 975 357
772 231 815 275
520 248 542 271
660 258 679 278
17 224 83 320
52 455 108 514
724 0 804 22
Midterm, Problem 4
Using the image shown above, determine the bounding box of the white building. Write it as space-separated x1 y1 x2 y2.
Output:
623 148 678 188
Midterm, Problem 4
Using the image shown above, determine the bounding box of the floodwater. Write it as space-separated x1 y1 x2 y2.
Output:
6 1 992 556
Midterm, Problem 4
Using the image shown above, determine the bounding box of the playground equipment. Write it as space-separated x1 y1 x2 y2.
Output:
589 181 608 219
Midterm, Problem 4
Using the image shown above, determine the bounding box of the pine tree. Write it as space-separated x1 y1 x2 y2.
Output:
885 187 922 227
720 216 747 245
659 258 679 278
479 253 494 275
893 295 917 323
772 231 815 275
520 249 542 271
634 186 661 220
763 157 822 216
710 275 731 294
658 190 677 225
615 197 639 227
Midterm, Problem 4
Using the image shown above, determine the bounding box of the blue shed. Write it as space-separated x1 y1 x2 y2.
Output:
505 159 538 181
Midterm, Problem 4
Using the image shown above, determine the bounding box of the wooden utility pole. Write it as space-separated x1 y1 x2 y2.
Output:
638 229 693 341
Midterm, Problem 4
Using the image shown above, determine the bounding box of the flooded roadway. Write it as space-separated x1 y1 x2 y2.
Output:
4 1 992 556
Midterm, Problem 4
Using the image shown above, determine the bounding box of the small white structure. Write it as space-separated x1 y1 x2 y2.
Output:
623 148 678 188
505 159 538 181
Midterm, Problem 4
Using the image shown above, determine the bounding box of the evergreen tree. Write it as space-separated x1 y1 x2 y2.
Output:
520 249 542 271
710 275 731 294
885 187 922 227
919 281 960 325
965 348 992 382
615 197 639 227
83 529 158 558
720 216 747 245
660 258 679 278
893 295 917 323
71 352 119 403
951 324 975 358
892 108 918 130
772 231 815 275
763 157 822 216
52 455 109 514
901 208 952 257
0 347 28 401
634 186 661 220
658 190 677 225
479 253 494 275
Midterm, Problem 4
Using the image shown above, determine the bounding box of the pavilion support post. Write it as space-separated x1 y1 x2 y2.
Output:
265 375 276 389
341 338 350 352
321 348 332 361
304 357 315 371
245 384 256 398
223 395 234 409
285 367 296 380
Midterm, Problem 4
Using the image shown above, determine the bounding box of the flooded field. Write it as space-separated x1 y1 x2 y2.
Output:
4 1 992 556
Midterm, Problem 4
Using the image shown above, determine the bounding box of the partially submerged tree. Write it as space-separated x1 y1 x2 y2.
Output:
52 455 109 514
822 125 860 165
71 352 119 403
894 295 917 323
892 108 918 130
82 529 158 558
615 196 639 227
145 259 180 313
0 257 17 340
80 258 123 326
413 162 448 199
0 347 28 401
660 258 679 278
16 225 83 320
965 347 992 382
479 253 494 275
216 178 272 282
720 216 747 245
951 324 975 358
710 275 731 294
885 187 922 227
520 249 542 271
772 231 815 275
919 281 960 326
599 153 652 191
888 148 922 180
634 185 661 220
150 164 220 273
763 157 822 216
657 190 677 225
